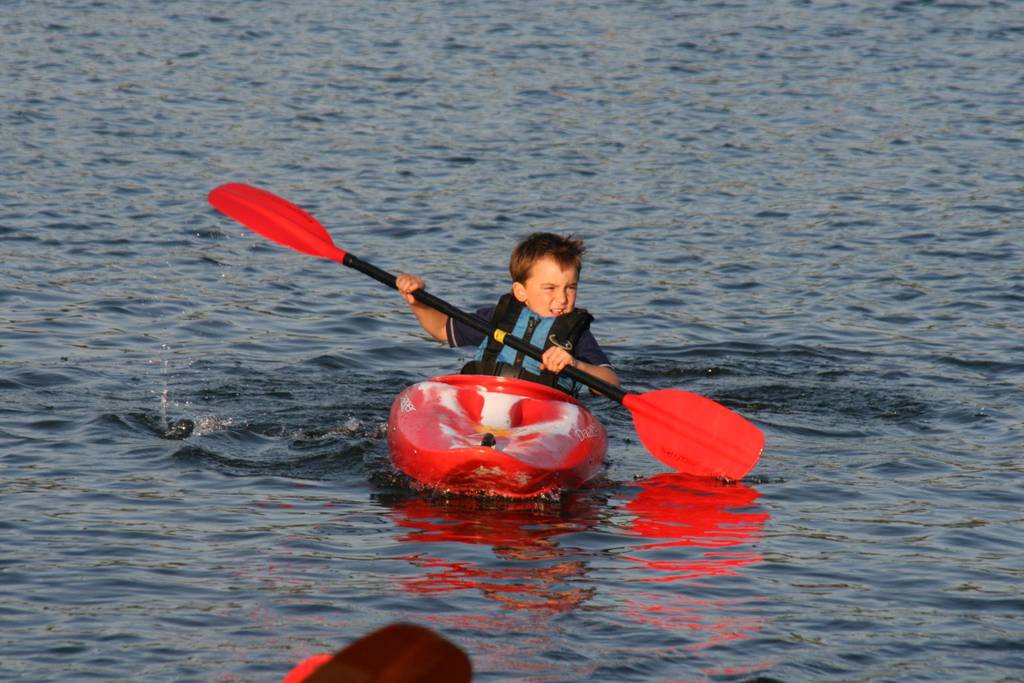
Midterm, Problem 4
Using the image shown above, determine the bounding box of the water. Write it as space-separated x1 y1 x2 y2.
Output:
2 1 1021 680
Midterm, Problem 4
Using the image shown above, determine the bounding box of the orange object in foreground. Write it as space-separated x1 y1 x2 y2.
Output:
281 654 333 683
281 623 472 683
387 374 608 497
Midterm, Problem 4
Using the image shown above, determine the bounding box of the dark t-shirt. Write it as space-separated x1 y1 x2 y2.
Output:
445 306 612 367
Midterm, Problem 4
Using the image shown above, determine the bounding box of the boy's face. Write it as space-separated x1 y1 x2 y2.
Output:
512 256 578 318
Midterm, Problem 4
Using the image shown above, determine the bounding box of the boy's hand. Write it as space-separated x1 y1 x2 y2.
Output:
396 273 426 305
540 346 576 374
394 272 448 343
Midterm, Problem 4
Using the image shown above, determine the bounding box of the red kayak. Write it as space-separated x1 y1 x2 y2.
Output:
387 374 607 497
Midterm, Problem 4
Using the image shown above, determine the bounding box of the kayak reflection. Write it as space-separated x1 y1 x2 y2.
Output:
385 475 767 616
384 477 770 678
389 494 600 612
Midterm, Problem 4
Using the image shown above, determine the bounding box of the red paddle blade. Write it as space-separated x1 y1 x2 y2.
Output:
623 390 764 480
207 183 348 262
292 623 472 683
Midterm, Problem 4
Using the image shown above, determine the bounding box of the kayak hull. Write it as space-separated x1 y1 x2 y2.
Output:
387 374 607 497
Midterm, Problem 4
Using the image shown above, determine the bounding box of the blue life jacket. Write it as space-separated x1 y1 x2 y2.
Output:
460 293 593 395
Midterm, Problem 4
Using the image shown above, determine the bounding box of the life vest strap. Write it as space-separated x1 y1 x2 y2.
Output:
460 293 593 395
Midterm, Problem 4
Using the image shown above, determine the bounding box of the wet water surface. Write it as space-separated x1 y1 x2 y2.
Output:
2 1 1021 681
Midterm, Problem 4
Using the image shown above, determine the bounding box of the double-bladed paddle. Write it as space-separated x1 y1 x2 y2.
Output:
208 182 765 479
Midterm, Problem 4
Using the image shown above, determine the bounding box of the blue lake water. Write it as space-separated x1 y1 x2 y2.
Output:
2 1 1021 681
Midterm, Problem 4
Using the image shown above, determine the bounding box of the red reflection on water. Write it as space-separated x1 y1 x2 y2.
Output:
622 473 768 583
617 473 773 674
387 476 772 678
388 475 767 611
391 494 599 613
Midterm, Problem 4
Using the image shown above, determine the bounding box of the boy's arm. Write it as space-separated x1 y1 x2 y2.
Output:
576 359 621 388
396 273 448 343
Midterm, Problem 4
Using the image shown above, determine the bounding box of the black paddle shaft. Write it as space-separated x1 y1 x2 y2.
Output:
343 253 628 403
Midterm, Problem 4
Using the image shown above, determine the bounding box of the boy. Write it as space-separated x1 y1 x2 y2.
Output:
395 232 620 395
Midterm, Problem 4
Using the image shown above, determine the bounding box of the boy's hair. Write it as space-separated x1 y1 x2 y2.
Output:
509 232 586 284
